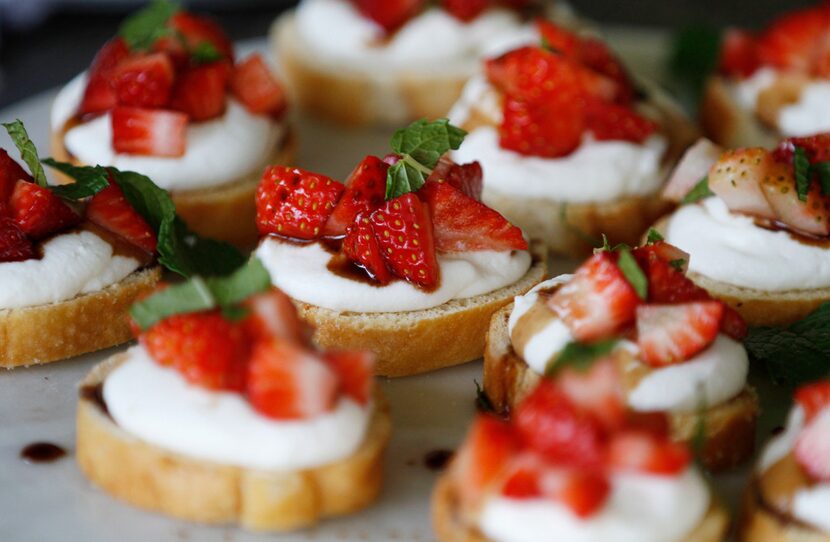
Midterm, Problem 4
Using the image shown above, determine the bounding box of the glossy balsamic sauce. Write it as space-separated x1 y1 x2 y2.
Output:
20 442 67 463
80 383 110 417
754 218 830 248
423 449 454 471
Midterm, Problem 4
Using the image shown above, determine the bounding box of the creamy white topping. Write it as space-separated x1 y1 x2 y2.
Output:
665 197 830 291
103 346 372 470
731 68 777 111
0 231 140 310
255 238 531 313
479 469 710 542
51 74 284 191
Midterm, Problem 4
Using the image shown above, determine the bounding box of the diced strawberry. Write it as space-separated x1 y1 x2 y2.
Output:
323 155 388 237
780 133 830 163
230 54 286 117
369 193 439 289
442 0 488 22
556 358 626 432
585 100 657 144
501 456 543 498
243 287 310 344
420 181 527 252
323 349 375 405
142 311 250 391
541 469 611 518
445 161 483 201
795 381 830 422
247 339 338 420
111 107 187 157
663 138 723 202
636 301 724 367
536 19 581 56
342 212 393 284
547 252 640 341
626 410 671 438
86 179 157 253
456 415 518 506
708 148 776 219
255 166 344 240
607 430 691 476
0 217 34 262
352 0 424 33
719 28 760 77
169 61 231 122
577 38 634 104
167 12 234 60
756 6 830 74
794 409 830 482
0 149 32 203
500 96 585 158
760 162 830 237
634 240 690 274
111 52 174 108
9 180 80 239
78 38 130 117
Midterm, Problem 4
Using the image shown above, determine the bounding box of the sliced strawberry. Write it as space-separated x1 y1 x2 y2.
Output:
420 181 527 252
352 0 424 33
501 455 543 499
427 157 484 201
167 12 234 60
169 61 231 122
230 54 286 117
0 149 32 203
456 415 518 506
556 358 626 432
634 240 690 274
342 212 393 284
323 350 375 405
607 430 691 476
780 133 830 163
500 96 585 158
243 288 310 344
636 301 724 367
78 38 130 117
795 381 830 422
794 410 830 482
760 162 830 237
663 138 723 202
719 28 760 77
323 155 388 237
540 469 611 518
0 217 34 262
535 19 581 56
547 252 640 341
86 179 157 253
255 166 344 239
756 5 830 73
111 107 187 157
9 180 80 239
585 100 657 144
247 339 338 420
111 52 174 108
369 193 439 289
442 0 488 22
708 148 775 218
142 311 250 391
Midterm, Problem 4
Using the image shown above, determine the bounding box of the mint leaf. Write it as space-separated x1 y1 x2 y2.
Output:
190 41 223 64
119 0 178 51
812 162 830 196
41 159 110 200
668 24 721 111
646 228 664 244
617 248 648 299
681 176 713 204
2 120 46 187
386 159 428 199
546 339 619 376
669 258 686 271
793 146 811 202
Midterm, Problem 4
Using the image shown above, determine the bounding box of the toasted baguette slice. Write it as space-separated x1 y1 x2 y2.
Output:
700 76 779 149
483 303 760 471
0 267 160 368
49 128 297 249
432 468 730 542
740 478 830 542
294 244 546 377
76 354 391 532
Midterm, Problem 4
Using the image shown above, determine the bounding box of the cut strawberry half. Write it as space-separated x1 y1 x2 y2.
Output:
795 381 830 422
342 212 393 284
585 100 657 144
86 178 157 253
500 96 585 158
169 61 231 122
0 149 33 203
323 155 388 237
719 28 760 77
0 217 34 263
323 349 375 405
247 339 338 420
167 12 234 61
760 162 830 237
243 288 310 344
427 158 483 201
556 358 626 432
540 468 611 518
255 166 344 240
420 181 527 253
456 415 518 506
794 410 830 482
501 455 544 499
9 180 81 240
442 0 488 22
78 38 130 117
111 107 188 157
606 430 691 476
352 0 424 33
111 52 175 108
663 138 723 203
636 301 724 367
230 54 286 117
708 148 775 219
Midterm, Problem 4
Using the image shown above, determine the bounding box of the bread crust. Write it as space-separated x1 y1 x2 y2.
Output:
76 353 391 532
483 303 760 471
294 244 547 377
0 267 160 368
700 76 779 149
739 478 830 542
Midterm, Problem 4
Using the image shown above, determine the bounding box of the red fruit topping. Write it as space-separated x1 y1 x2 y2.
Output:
111 52 175 108
168 12 234 60
795 381 830 422
9 180 80 239
169 61 231 122
323 155 388 237
663 138 723 203
323 350 375 405
243 288 310 344
443 160 483 201
760 162 830 237
585 100 657 144
794 410 830 482
111 106 187 157
351 0 424 33
247 339 339 420
230 54 287 117
500 96 585 158
719 29 760 77
756 5 830 74
343 212 393 284
255 166 344 239
636 301 724 367
607 430 691 476
542 469 611 518
708 148 775 219
420 181 527 252
86 179 157 253
443 0 488 22
369 193 439 289
0 217 34 262
78 38 130 117
556 359 626 432
784 133 830 163
501 457 543 498
0 149 33 203
635 240 690 274
456 415 518 505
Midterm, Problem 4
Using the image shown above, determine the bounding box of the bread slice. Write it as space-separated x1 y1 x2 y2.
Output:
294 244 547 377
76 353 392 532
739 477 830 542
49 128 297 249
432 468 730 542
483 303 760 471
0 266 160 368
700 76 779 149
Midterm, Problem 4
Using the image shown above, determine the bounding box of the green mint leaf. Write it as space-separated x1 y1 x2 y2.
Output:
668 24 721 111
386 159 427 199
2 120 47 187
669 258 687 271
546 339 619 376
681 176 713 204
812 162 830 196
390 119 466 169
646 228 664 244
207 257 271 306
190 41 223 64
617 248 648 299
41 159 110 200
793 146 811 202
119 0 178 51
474 380 497 414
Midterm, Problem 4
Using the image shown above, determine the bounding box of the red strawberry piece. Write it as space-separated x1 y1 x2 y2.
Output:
142 311 250 391
86 179 157 253
323 349 375 405
352 0 424 33
255 166 344 239
606 430 691 476
760 162 830 237
547 252 640 341
420 181 527 252
757 6 830 74
781 133 830 163
794 410 830 482
514 380 606 469
540 469 611 518
636 301 724 367
169 61 231 122
243 287 311 344
708 148 776 219
634 240 690 274
428 157 483 201
167 12 235 60
501 456 543 498
111 106 187 157
500 96 585 158
719 28 760 77
369 193 439 289
626 410 672 438
0 149 32 203
795 381 830 422
78 38 130 117
442 0 488 22
230 54 287 117
111 52 175 108
9 180 80 239
0 217 34 262
456 415 518 506
536 19 581 56
556 358 626 432
343 212 393 284
585 100 657 144
323 155 388 237
663 138 724 203
247 339 339 419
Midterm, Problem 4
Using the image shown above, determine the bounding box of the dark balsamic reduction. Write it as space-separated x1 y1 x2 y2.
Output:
20 442 67 463
754 218 830 248
80 383 109 417
423 449 454 471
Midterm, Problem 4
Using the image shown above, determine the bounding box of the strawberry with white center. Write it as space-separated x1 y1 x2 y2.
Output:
86 179 158 253
111 106 188 157
9 180 81 239
636 301 724 367
793 381 830 482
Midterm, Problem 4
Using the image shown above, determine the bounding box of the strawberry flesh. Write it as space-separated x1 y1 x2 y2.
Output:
794 409 830 482
585 100 657 144
636 301 724 367
0 217 34 262
85 178 157 253
111 106 188 157
230 54 286 117
351 0 424 33
323 349 375 405
242 288 311 344
111 52 175 108
719 28 760 77
9 180 80 240
607 430 691 475
78 38 130 117
342 212 393 284
169 61 231 122
795 381 830 422
323 155 388 237
0 149 33 203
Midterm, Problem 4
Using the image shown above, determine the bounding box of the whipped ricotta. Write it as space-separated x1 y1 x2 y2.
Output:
479 469 710 542
0 231 140 310
255 238 531 313
103 346 372 470
51 73 285 191
665 197 830 291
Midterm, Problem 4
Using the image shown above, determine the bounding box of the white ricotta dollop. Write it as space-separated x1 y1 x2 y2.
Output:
103 346 372 470
255 238 531 313
0 231 140 310
665 197 830 291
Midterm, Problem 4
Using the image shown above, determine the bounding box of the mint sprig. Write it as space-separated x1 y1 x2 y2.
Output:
546 339 619 376
190 41 223 64
681 176 713 204
41 159 110 199
646 228 664 244
617 247 648 299
813 162 830 196
3 120 47 187
793 146 811 202
119 0 179 51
